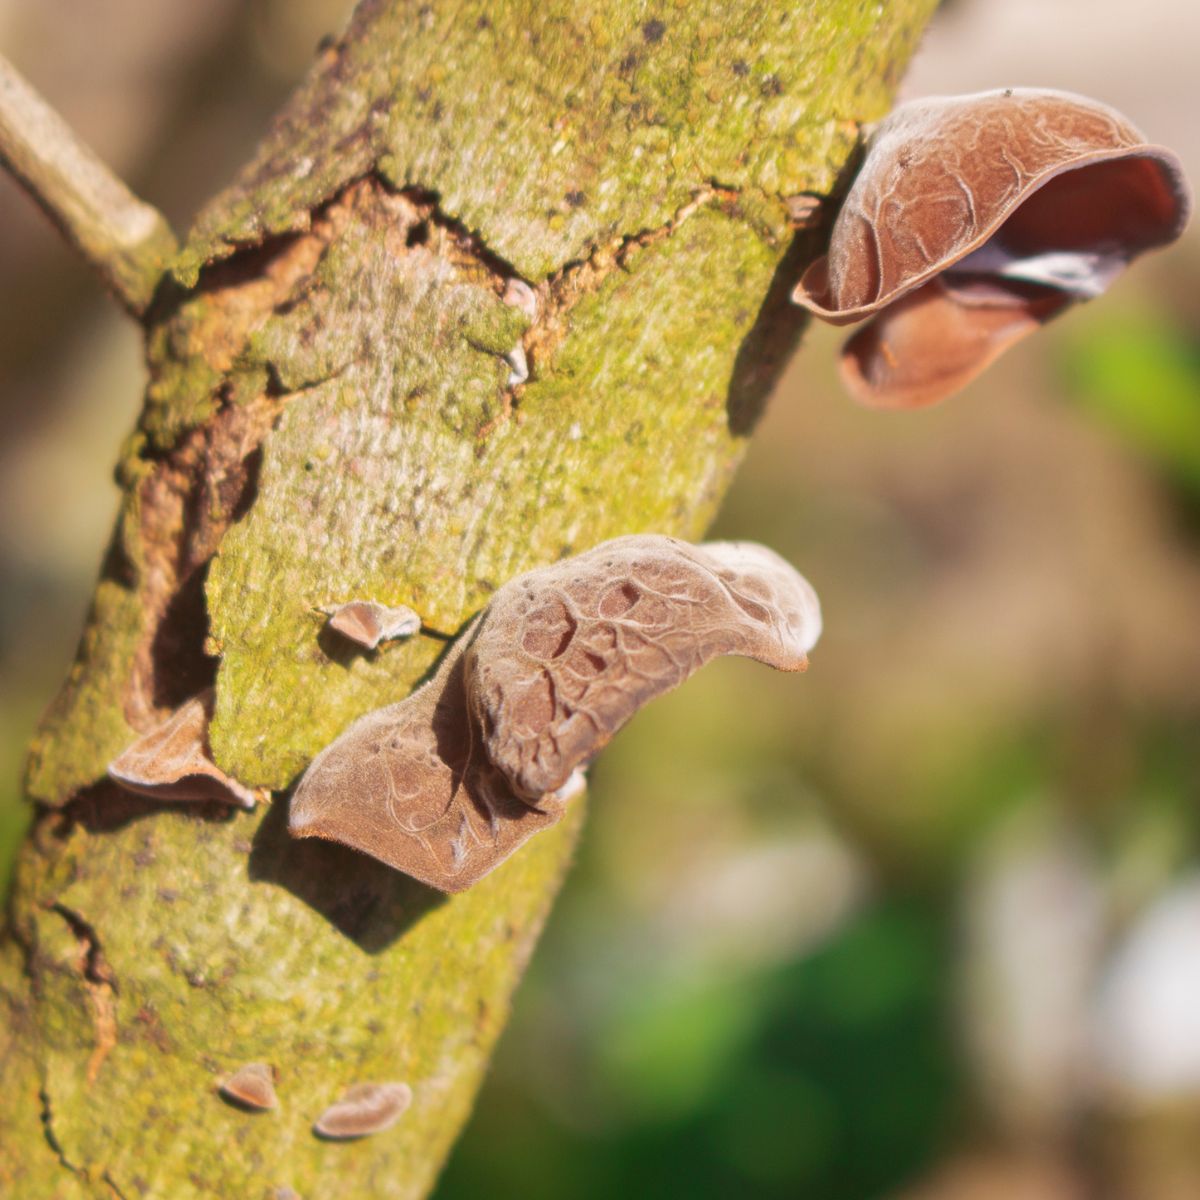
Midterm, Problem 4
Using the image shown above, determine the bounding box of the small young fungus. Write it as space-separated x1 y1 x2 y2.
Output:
321 600 421 650
218 1062 278 1111
313 1082 412 1139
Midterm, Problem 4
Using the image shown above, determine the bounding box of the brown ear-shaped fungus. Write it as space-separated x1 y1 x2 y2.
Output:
320 600 420 650
312 1082 412 1139
793 88 1191 408
289 535 821 892
107 689 260 809
289 615 566 891
467 536 822 800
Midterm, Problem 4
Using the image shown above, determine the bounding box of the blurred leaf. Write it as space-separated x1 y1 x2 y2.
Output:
1058 312 1200 496
599 975 765 1123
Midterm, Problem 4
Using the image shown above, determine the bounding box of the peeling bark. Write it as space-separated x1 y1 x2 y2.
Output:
0 2 939 1196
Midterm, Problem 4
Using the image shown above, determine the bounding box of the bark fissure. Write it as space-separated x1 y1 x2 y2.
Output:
39 1085 82 1180
526 182 739 379
103 1170 129 1200
48 903 119 1086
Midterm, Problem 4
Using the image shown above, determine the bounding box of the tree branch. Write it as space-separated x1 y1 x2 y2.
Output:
0 53 177 317
0 2 940 1196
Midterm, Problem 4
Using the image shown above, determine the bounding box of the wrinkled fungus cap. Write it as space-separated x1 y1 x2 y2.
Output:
792 88 1191 408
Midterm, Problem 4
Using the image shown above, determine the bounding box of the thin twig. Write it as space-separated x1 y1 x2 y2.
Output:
0 53 178 317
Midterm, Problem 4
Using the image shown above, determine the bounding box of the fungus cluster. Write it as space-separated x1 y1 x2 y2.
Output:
289 535 821 891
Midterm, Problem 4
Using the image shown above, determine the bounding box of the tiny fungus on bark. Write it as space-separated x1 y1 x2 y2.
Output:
107 689 261 809
320 600 421 650
217 1062 278 1112
312 1082 413 1140
793 88 1192 408
289 535 821 892
504 343 530 387
501 277 538 321
501 277 536 386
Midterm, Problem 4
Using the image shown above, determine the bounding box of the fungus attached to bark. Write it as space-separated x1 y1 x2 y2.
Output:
289 535 821 892
792 88 1192 408
218 1062 279 1112
107 689 261 809
313 1082 412 1139
466 538 821 801
502 277 538 321
320 600 421 650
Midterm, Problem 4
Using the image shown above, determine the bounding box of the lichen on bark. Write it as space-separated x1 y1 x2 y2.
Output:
2 1 939 1196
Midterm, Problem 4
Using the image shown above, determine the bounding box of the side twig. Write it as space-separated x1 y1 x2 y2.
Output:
0 53 177 317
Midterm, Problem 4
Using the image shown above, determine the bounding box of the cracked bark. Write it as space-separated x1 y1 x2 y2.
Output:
0 2 938 1196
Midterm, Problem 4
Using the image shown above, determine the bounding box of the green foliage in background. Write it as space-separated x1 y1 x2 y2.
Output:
1058 309 1200 500
437 899 956 1200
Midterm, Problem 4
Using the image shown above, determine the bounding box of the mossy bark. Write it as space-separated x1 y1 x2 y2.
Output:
0 2 938 1196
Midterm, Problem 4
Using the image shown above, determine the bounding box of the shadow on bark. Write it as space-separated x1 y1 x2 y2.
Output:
248 796 446 953
151 563 219 708
54 778 243 835
725 232 812 437
725 145 867 436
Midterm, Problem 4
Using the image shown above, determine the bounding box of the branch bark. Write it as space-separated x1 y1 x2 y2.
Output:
0 2 938 1196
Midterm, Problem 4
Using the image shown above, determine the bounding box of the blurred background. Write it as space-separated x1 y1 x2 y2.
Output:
2 1 1198 1196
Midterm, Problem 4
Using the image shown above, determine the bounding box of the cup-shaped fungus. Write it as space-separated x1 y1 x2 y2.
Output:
792 88 1191 408
218 1062 279 1112
320 599 420 650
107 690 260 809
289 535 821 892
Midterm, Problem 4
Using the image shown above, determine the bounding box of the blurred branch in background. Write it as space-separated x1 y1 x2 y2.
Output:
0 52 177 315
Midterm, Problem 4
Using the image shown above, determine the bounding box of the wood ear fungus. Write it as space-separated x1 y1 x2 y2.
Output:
320 600 420 650
218 1062 278 1111
313 1082 412 1139
289 535 821 892
792 88 1192 408
107 690 261 809
466 538 821 801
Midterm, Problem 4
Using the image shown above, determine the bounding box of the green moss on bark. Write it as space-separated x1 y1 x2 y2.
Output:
176 0 931 284
11 801 583 1198
24 575 143 806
